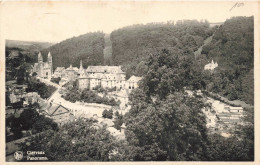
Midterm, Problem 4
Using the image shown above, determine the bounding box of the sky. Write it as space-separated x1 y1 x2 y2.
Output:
0 1 257 43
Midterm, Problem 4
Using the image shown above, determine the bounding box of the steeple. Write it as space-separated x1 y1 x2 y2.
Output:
48 51 51 57
80 60 83 70
38 52 43 63
47 51 52 63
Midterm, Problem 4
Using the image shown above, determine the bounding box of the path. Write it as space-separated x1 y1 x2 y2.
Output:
103 33 112 65
194 26 220 59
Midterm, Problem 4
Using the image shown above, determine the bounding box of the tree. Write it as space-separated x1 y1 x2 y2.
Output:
141 49 194 99
32 72 37 77
51 77 61 84
32 115 58 134
19 119 120 161
113 112 124 130
102 109 113 119
125 91 209 161
8 103 58 140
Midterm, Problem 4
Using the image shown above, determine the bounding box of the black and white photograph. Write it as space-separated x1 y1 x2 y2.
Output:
1 1 259 163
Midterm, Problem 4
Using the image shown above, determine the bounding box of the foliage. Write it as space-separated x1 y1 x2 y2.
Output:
125 91 208 161
113 111 124 130
32 72 37 77
32 115 58 134
19 119 120 161
5 47 35 83
94 86 116 93
205 107 254 161
6 103 58 139
123 47 254 161
27 77 57 99
6 40 53 53
51 77 61 84
41 32 105 70
62 84 119 106
141 49 202 99
102 109 113 119
201 16 254 105
110 20 212 78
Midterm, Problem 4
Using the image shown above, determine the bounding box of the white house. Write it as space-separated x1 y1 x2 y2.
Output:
204 60 218 70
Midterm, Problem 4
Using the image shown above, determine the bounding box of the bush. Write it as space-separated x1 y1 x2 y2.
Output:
102 109 113 119
113 111 124 130
63 85 120 106
27 77 57 99
51 77 61 84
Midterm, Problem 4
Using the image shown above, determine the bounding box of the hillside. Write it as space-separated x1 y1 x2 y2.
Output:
201 16 254 104
6 40 54 52
41 32 105 70
110 20 213 78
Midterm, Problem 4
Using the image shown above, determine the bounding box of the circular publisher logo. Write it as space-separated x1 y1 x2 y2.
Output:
14 151 23 161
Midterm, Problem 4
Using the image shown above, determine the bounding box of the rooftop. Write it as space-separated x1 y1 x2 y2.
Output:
127 75 142 82
86 66 124 74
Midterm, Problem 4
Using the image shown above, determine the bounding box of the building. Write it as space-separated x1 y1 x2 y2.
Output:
78 65 126 90
32 52 53 79
65 64 79 81
204 60 218 70
229 107 243 113
217 106 244 124
125 76 142 92
40 102 73 125
53 67 66 78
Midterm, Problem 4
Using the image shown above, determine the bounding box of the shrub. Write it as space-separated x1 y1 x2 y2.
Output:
51 77 61 84
102 109 113 119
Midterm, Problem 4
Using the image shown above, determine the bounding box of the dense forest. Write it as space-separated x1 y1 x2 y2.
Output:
109 17 254 105
110 20 213 78
41 32 105 70
200 16 254 104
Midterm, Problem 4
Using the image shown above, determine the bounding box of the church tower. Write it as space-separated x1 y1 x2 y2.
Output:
38 52 43 63
47 51 53 74
80 60 83 70
38 52 43 77
79 60 85 76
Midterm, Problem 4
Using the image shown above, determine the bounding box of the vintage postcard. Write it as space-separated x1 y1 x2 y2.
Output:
0 1 259 164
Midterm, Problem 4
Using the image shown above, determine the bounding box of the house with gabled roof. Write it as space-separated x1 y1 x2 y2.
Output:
39 101 74 125
126 75 142 91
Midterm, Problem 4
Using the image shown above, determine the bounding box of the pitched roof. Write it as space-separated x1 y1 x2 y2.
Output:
47 103 60 115
48 51 52 57
46 103 70 116
78 71 90 79
86 66 124 73
55 67 65 72
66 64 74 71
73 67 79 71
101 119 114 127
127 76 142 82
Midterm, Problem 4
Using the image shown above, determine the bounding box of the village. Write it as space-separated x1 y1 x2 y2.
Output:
6 51 143 148
6 50 247 143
